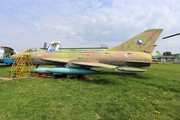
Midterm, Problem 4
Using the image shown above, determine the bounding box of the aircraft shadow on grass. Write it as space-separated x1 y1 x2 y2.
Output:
80 73 179 93
99 72 149 79
127 79 179 92
74 72 149 85
0 64 10 68
79 78 117 85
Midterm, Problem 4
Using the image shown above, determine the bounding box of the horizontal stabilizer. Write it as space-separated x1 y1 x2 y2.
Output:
115 66 146 73
126 61 151 67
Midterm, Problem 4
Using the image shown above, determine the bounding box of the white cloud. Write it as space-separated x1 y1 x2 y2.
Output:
102 31 112 35
35 23 40 29
0 0 180 53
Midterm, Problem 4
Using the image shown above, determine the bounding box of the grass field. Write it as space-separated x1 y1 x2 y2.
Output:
0 63 180 120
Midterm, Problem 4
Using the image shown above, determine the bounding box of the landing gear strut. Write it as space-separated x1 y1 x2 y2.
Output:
36 65 39 68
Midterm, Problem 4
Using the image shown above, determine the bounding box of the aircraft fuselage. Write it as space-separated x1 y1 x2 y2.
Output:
13 50 151 67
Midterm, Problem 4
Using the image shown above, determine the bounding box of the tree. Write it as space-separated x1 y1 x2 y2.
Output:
163 51 172 56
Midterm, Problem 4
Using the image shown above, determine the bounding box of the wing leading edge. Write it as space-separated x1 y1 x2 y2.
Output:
41 58 146 73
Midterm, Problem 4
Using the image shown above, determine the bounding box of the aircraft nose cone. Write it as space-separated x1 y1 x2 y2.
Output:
11 55 16 61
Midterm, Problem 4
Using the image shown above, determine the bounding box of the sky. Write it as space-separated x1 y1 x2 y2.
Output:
0 0 180 54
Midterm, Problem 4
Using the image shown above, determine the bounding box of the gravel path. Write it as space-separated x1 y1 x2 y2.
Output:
0 77 28 81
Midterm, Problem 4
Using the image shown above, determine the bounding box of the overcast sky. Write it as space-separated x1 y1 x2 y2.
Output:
0 0 180 54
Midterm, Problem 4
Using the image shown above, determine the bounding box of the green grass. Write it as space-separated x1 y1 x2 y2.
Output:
0 63 180 120
153 60 175 63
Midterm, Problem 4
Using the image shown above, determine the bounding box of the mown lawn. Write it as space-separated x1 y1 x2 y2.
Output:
0 63 180 120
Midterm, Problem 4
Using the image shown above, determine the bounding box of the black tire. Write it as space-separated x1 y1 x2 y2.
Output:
30 74 34 78
51 74 55 78
9 63 13 67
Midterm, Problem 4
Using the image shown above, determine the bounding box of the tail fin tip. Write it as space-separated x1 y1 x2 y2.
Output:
145 29 163 33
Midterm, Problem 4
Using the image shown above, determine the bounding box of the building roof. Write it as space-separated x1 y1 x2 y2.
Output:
152 56 175 58
172 53 180 55
59 47 108 50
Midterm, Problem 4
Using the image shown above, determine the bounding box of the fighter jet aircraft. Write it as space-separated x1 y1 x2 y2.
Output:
11 29 163 77
0 46 17 65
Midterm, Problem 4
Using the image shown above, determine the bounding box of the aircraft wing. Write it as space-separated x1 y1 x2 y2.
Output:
69 61 146 73
41 58 70 63
0 46 16 55
42 58 115 68
41 58 146 73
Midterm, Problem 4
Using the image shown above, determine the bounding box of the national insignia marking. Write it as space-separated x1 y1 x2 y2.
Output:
137 40 143 45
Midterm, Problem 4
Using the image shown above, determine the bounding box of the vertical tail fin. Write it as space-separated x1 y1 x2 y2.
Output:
107 29 163 53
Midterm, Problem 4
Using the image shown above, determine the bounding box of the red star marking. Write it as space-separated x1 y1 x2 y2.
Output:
86 53 90 56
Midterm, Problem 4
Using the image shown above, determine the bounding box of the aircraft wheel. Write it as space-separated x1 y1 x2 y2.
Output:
51 74 55 78
30 74 34 78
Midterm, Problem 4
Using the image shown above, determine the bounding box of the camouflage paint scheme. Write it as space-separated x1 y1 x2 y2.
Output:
11 29 163 73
